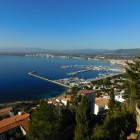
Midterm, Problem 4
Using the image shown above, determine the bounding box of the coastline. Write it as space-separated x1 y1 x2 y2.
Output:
0 100 35 107
0 55 124 104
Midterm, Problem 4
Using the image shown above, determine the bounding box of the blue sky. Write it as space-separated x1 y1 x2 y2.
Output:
0 0 140 50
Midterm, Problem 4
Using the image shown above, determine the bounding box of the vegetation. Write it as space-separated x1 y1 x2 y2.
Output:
92 57 140 140
74 96 91 140
125 56 140 104
28 100 61 140
26 57 140 140
92 104 135 140
108 88 116 109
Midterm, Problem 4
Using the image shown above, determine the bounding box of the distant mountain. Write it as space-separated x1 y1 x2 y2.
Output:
106 48 140 56
0 47 140 56
0 47 55 53
58 49 109 54
0 48 109 55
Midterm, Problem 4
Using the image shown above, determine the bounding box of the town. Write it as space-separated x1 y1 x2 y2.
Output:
0 68 138 139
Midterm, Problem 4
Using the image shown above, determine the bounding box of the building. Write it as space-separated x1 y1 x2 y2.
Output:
56 95 72 106
115 94 126 103
94 98 109 115
0 107 13 117
78 90 95 114
127 104 140 140
0 112 30 139
48 98 59 106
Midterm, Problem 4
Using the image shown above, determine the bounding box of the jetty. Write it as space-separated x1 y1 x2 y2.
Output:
87 73 123 82
28 71 71 88
67 68 93 76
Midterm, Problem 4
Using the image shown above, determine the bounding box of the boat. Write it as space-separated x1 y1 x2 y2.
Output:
61 66 70 68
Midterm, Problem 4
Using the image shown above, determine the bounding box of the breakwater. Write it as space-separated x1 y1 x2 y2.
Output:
28 71 71 88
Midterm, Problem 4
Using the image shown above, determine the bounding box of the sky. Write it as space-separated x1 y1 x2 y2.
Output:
0 0 140 50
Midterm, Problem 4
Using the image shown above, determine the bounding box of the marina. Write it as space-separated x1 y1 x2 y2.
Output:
67 68 93 76
67 66 124 76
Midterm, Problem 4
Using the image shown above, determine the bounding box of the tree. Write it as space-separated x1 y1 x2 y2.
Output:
108 88 115 109
74 96 91 140
125 56 140 104
92 125 108 140
92 104 136 140
27 100 61 140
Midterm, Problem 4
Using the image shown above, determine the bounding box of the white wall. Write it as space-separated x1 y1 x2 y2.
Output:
83 92 96 114
94 104 99 115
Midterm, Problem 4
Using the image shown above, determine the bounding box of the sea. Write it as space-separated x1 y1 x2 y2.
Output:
0 56 118 103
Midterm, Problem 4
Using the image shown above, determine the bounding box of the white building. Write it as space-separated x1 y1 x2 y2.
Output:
56 95 72 106
78 90 96 114
115 94 126 103
0 112 30 140
94 98 109 115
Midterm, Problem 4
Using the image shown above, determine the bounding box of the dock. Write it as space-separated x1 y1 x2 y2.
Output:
67 68 93 76
87 73 123 82
28 71 71 88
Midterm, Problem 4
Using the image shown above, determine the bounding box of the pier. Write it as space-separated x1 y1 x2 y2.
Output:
67 68 93 76
87 73 123 82
28 71 71 88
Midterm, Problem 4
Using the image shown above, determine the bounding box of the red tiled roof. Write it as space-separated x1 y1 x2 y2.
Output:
136 126 140 132
95 98 109 106
127 133 137 139
0 113 30 134
57 95 72 101
78 90 94 95
0 107 12 116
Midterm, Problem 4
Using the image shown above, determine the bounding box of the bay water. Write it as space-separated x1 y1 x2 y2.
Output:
0 56 117 103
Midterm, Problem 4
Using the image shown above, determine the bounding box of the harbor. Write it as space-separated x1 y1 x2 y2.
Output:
66 65 125 76
67 68 93 76
0 55 125 103
28 71 71 88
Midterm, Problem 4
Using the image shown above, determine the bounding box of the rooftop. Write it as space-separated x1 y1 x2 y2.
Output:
78 90 94 95
127 133 137 139
0 113 30 134
0 107 12 116
57 95 72 101
136 126 140 132
95 98 109 107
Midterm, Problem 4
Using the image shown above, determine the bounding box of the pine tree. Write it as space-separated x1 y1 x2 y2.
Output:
92 104 135 140
108 88 115 109
125 56 140 104
74 96 90 140
27 100 61 140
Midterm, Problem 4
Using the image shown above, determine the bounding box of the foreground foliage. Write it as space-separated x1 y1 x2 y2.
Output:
27 101 61 140
92 104 135 140
125 56 140 104
74 96 91 140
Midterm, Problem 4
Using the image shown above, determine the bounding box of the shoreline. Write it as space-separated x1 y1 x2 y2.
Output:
0 100 35 107
0 55 124 105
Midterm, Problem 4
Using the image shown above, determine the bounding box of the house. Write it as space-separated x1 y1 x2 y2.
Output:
78 90 95 114
127 126 140 139
115 94 126 103
102 93 110 99
0 112 30 139
48 98 59 106
93 85 101 90
94 98 109 115
127 104 140 140
69 82 79 87
0 107 14 117
127 133 138 139
56 95 72 106
86 83 93 89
